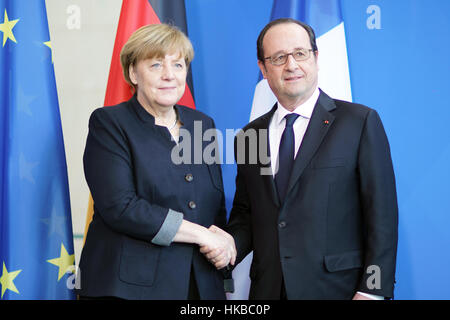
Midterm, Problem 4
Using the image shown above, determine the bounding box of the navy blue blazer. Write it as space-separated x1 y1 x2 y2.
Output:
76 95 226 299
228 90 398 299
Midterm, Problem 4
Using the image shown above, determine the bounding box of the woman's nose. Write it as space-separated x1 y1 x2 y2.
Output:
161 65 175 79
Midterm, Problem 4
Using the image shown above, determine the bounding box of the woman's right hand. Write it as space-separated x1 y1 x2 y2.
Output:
172 220 236 269
199 225 236 269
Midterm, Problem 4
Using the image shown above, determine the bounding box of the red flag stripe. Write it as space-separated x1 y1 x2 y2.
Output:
104 0 158 106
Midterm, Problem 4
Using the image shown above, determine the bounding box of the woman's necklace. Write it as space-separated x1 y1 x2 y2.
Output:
167 117 178 131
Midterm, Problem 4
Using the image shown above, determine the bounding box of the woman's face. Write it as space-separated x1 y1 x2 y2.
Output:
129 52 187 110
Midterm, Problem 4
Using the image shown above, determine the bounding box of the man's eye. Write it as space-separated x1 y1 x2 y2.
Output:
273 54 286 62
294 51 306 58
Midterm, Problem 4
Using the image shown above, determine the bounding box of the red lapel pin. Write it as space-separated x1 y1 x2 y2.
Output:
324 120 329 125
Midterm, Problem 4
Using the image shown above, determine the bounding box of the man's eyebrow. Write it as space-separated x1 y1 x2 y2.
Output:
268 47 306 56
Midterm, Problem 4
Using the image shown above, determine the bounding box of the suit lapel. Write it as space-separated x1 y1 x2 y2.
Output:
286 91 337 197
252 104 280 208
261 131 280 208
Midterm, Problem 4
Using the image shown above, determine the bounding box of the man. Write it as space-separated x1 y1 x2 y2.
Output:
210 18 398 300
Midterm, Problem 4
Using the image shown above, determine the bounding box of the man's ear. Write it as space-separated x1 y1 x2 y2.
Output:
314 50 319 71
257 60 267 79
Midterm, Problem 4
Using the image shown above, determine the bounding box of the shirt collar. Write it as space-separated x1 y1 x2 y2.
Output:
274 87 320 126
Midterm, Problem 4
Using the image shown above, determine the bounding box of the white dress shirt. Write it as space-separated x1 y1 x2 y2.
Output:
268 87 383 300
269 87 319 177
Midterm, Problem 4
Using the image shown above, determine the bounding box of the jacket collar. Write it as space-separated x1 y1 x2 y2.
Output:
130 94 189 127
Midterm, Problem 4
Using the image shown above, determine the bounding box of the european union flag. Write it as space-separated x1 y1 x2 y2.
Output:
0 1 75 299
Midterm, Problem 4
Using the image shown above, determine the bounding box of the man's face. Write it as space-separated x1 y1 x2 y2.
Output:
258 23 319 110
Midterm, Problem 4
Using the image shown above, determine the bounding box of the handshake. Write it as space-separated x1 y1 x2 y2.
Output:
199 225 237 270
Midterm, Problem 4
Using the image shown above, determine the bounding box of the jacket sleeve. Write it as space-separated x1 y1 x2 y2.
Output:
357 109 398 298
83 108 182 245
226 133 254 265
208 117 227 230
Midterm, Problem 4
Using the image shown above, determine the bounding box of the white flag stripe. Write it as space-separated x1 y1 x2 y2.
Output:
226 252 253 299
317 22 352 102
250 79 277 121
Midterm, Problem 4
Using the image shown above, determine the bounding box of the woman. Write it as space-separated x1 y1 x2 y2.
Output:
76 24 235 300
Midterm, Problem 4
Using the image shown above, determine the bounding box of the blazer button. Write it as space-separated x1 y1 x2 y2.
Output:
278 221 286 228
185 173 193 182
188 201 196 209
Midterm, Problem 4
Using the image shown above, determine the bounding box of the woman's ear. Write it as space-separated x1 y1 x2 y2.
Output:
129 63 137 86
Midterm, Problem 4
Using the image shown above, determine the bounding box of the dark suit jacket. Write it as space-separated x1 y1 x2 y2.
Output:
228 90 398 299
76 95 226 299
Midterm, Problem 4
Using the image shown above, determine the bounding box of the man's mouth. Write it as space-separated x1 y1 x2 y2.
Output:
284 75 304 82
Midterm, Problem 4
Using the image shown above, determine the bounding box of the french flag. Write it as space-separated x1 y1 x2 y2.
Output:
230 0 352 299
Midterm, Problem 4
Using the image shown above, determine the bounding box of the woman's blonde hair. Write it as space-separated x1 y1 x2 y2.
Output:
120 23 194 89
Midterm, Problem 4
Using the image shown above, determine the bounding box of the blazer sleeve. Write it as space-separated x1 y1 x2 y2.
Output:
83 108 182 245
226 134 254 265
209 118 228 230
357 109 398 298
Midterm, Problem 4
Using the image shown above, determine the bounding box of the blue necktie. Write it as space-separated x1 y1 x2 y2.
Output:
275 113 300 202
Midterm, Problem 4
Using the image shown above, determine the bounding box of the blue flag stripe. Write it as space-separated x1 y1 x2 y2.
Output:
270 0 343 37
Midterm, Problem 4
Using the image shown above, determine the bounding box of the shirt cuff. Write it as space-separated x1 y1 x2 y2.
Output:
357 291 384 300
151 209 183 246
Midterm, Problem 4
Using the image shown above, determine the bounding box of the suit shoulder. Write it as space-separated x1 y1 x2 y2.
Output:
242 108 274 131
334 99 371 112
333 99 378 119
243 117 261 131
88 100 133 128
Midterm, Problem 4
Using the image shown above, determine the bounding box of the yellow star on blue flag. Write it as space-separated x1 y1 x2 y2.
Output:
0 262 22 299
47 243 75 281
44 40 53 63
0 8 19 46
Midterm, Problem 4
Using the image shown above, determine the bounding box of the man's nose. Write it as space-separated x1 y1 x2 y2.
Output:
284 54 299 71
